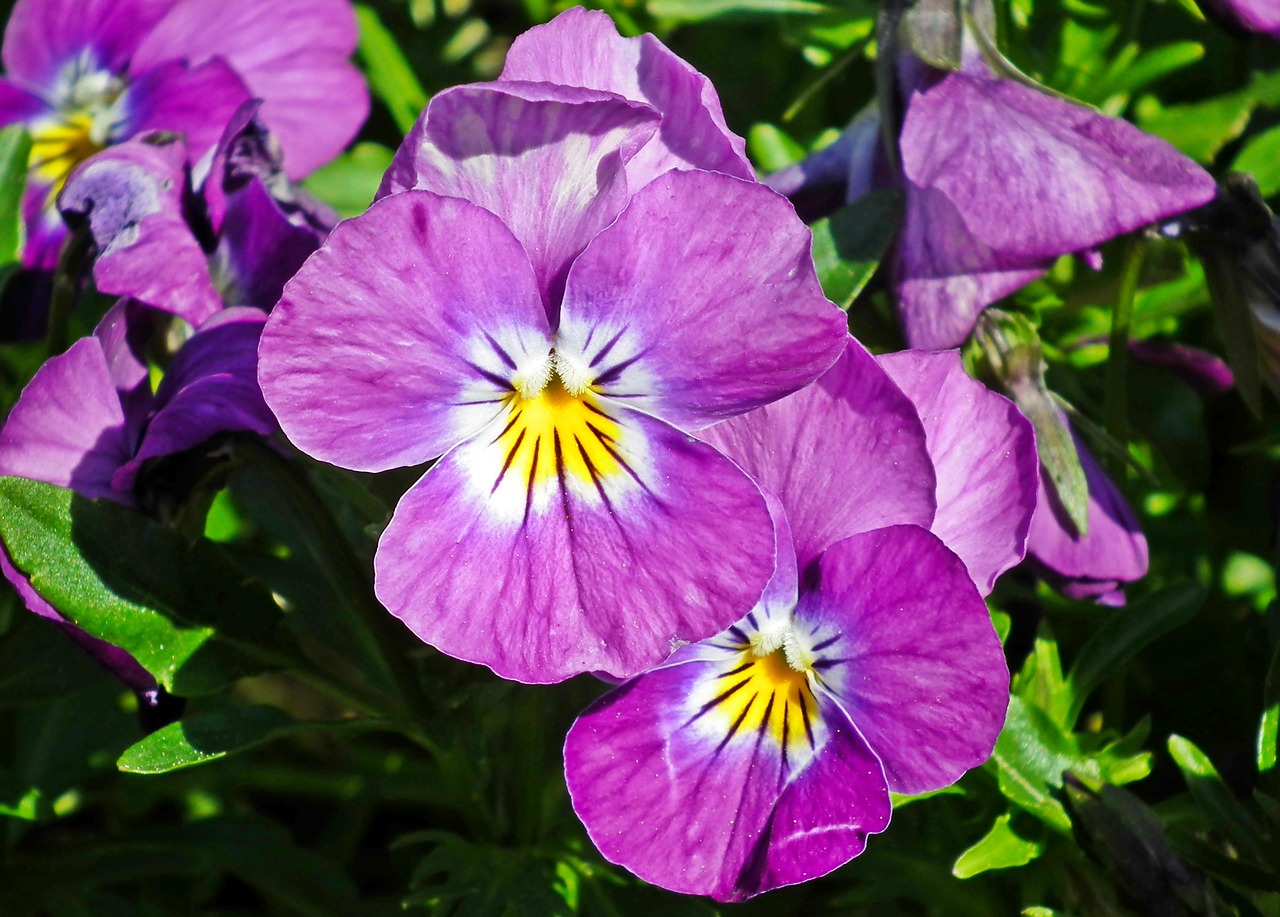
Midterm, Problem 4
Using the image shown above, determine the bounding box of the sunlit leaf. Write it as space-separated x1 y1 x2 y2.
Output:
952 813 1043 878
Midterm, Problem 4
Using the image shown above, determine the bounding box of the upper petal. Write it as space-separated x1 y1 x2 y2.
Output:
373 403 774 683
379 82 660 317
558 170 847 430
500 7 752 188
798 525 1009 795
877 349 1037 594
901 67 1217 261
132 0 367 177
123 57 254 164
259 190 552 472
702 339 937 570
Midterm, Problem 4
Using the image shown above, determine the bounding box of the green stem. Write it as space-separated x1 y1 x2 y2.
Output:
44 222 92 357
239 441 432 726
1104 236 1145 474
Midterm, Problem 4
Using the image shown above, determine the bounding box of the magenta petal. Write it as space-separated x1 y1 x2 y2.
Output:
260 191 551 472
0 78 48 126
1200 0 1280 38
2 0 175 86
1027 431 1149 594
702 340 937 570
500 7 752 188
380 82 659 316
802 526 1009 795
125 57 252 163
216 178 324 310
374 405 774 683
0 337 132 501
133 0 366 177
60 139 222 325
876 350 1037 594
903 69 1216 261
560 170 847 430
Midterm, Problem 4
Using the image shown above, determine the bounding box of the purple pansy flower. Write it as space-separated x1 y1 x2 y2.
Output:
58 103 333 325
258 9 848 685
0 301 276 696
564 342 1034 900
1026 419 1149 603
0 0 365 268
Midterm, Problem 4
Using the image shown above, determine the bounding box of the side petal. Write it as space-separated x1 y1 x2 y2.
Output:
123 57 253 164
2 0 175 87
379 82 659 316
259 190 552 472
0 337 132 501
373 405 774 683
702 340 936 570
877 349 1037 594
500 7 752 188
800 525 1009 795
132 0 366 177
214 178 324 310
902 68 1217 261
60 138 223 326
558 170 847 430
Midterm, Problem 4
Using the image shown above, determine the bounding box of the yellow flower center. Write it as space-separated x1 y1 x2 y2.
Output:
30 111 105 199
709 646 819 752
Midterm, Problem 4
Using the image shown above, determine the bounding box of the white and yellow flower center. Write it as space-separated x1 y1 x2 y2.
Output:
29 64 128 201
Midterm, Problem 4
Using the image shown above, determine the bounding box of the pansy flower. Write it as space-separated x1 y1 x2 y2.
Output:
0 301 276 701
0 0 365 268
58 102 333 325
564 343 1035 900
258 9 848 684
1198 0 1280 40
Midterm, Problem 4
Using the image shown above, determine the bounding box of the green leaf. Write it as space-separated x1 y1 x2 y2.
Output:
810 190 903 309
355 5 429 134
0 768 42 821
1168 734 1274 867
1260 640 1280 774
303 142 394 218
1096 42 1203 103
1233 125 1280 199
1012 623 1072 729
1065 586 1205 726
747 123 805 173
647 0 833 22
0 125 31 263
1135 91 1255 163
991 696 1075 833
398 831 573 916
118 706 349 774
0 477 288 695
952 813 1043 878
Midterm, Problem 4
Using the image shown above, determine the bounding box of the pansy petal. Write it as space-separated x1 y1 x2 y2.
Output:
559 170 847 430
132 0 366 177
902 68 1217 262
702 340 936 570
114 308 275 492
60 138 223 325
374 404 774 683
215 178 323 309
1027 431 1148 592
893 184 1048 349
124 57 252 163
744 696 891 899
877 349 1037 594
500 7 752 188
260 190 552 472
380 82 659 316
2 0 175 87
564 659 784 899
800 525 1008 795
0 337 132 501
0 78 49 126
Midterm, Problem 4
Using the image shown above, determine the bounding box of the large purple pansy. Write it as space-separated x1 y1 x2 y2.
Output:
565 341 1025 899
0 0 364 268
259 11 848 684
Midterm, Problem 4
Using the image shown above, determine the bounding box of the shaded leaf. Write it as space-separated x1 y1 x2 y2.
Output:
810 190 903 309
1168 734 1274 868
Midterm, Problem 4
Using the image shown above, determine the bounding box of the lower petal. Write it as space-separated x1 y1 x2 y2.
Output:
373 405 774 683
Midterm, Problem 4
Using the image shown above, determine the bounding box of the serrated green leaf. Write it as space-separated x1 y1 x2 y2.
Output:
118 706 342 774
992 696 1075 833
810 190 903 309
1233 126 1280 199
0 477 288 695
1065 586 1205 726
1013 623 1072 729
1168 734 1274 867
303 142 394 218
356 5 429 134
952 813 1043 878
0 125 31 263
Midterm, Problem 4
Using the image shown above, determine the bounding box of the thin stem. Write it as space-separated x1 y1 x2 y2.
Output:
44 222 92 357
1104 236 1145 474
